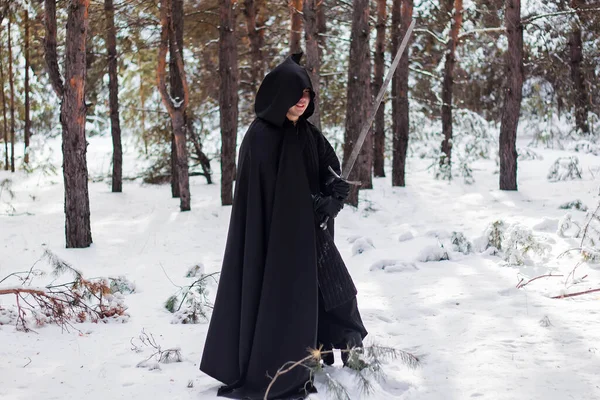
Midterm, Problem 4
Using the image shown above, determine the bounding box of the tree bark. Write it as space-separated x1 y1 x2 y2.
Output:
316 0 326 53
499 0 523 191
105 0 122 192
8 10 15 172
243 0 265 93
0 28 8 171
290 0 303 54
219 0 239 206
157 0 191 211
569 0 588 134
304 0 321 130
169 0 184 199
392 0 412 187
343 0 371 206
373 0 387 177
391 0 399 179
24 8 31 165
440 0 463 169
44 0 93 248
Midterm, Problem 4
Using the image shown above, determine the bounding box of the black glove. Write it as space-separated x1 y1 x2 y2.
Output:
313 194 344 220
324 176 350 201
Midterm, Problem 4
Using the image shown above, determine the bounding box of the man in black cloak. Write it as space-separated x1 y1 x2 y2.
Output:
200 53 368 400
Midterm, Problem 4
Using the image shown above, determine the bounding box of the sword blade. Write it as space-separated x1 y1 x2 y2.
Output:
341 19 416 180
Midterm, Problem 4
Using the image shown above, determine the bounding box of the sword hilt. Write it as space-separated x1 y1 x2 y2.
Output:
319 166 361 230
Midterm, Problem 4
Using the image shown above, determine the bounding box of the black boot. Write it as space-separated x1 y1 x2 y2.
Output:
321 344 335 366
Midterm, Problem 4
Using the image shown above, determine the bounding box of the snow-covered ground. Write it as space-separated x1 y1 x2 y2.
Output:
1 134 600 400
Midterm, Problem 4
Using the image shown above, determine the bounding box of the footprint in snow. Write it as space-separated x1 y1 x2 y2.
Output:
370 259 418 273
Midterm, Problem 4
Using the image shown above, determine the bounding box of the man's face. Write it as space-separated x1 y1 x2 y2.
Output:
287 89 311 120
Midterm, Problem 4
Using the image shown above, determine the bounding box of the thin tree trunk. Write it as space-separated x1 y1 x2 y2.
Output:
139 61 148 155
8 10 15 172
290 0 303 54
304 0 321 130
499 0 523 191
569 0 588 134
392 0 412 187
243 0 265 93
24 8 31 165
0 35 8 171
440 0 463 170
344 0 371 206
105 0 122 192
373 0 387 177
157 0 191 211
219 0 239 206
44 0 93 248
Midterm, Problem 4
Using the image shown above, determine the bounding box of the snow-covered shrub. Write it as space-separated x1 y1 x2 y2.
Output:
569 140 600 155
418 244 449 262
581 248 600 264
165 274 216 324
501 224 549 266
557 213 581 238
580 208 600 248
349 236 375 255
559 199 588 212
451 232 472 255
475 220 506 252
547 157 583 182
518 148 543 161
434 153 452 181
109 276 136 294
185 264 205 278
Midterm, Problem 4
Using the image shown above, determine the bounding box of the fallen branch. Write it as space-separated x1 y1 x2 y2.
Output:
552 288 600 299
0 250 128 331
264 345 419 400
516 274 564 289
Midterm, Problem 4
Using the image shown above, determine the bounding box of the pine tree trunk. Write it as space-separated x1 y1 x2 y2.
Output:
391 0 400 179
316 0 326 53
373 0 387 178
569 0 588 134
499 0 522 191
440 0 463 170
24 9 31 165
243 0 265 93
0 38 8 171
344 0 371 206
105 0 122 192
157 0 191 211
219 0 239 206
169 0 185 199
304 0 321 130
8 10 15 172
392 0 412 187
290 0 303 54
44 0 93 248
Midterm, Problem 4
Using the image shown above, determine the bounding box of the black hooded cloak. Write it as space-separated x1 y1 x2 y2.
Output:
200 54 367 400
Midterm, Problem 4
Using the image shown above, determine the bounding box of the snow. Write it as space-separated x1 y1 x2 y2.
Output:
2 134 600 400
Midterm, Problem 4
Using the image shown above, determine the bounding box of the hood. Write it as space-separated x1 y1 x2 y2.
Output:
254 53 315 127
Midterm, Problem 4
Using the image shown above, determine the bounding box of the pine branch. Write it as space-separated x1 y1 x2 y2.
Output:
522 7 600 25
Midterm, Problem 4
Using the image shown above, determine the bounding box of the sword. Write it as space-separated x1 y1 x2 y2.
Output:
320 19 416 230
